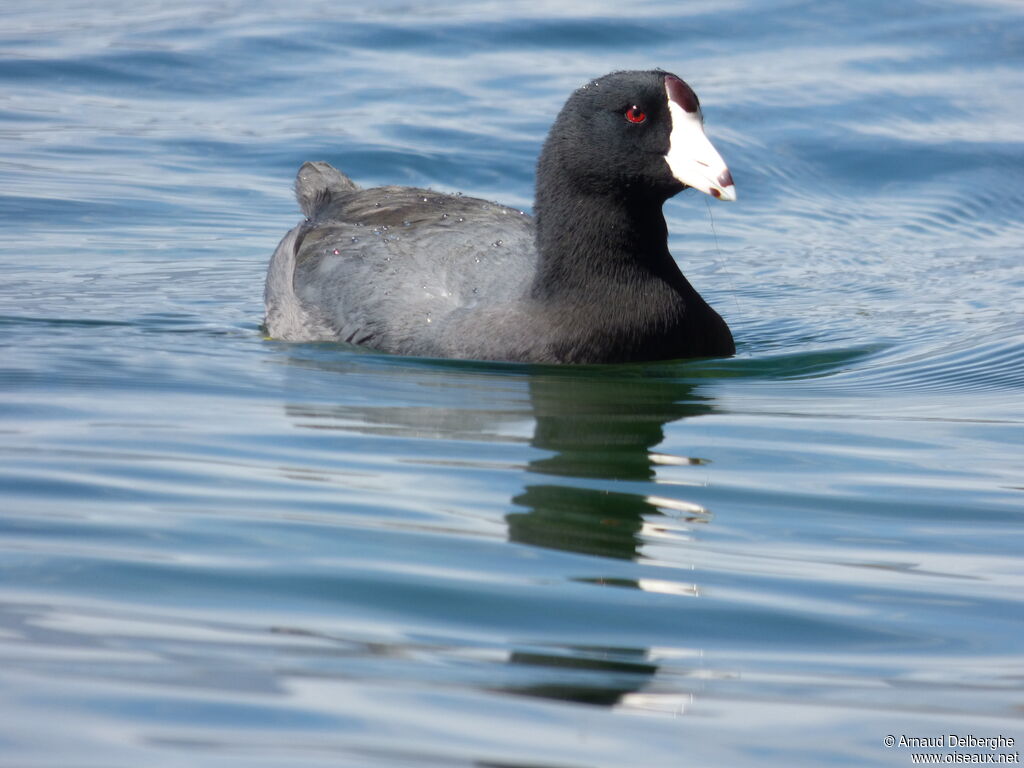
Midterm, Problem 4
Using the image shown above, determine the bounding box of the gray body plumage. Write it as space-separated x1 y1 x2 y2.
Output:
266 162 541 360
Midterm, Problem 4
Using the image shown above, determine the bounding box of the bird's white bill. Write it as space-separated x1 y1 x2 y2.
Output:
664 99 736 201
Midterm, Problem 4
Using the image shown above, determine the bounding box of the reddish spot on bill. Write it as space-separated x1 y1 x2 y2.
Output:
665 75 699 113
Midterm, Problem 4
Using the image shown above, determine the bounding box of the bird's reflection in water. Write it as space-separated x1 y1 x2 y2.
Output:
509 371 714 560
505 371 714 708
281 352 717 711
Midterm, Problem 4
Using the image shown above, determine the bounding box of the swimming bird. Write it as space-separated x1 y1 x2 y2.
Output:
264 69 737 363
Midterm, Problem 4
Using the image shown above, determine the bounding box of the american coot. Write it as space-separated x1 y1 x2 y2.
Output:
265 69 737 363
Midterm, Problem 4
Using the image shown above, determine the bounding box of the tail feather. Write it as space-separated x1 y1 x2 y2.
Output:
295 161 358 218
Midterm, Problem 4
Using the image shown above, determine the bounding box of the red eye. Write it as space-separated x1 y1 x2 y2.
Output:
625 106 647 124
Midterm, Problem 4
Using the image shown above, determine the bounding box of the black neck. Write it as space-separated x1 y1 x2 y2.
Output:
530 181 685 301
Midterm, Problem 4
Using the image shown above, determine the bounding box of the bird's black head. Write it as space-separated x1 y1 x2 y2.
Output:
537 70 735 205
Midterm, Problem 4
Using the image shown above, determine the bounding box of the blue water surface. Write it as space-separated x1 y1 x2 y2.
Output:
1 1 1022 766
